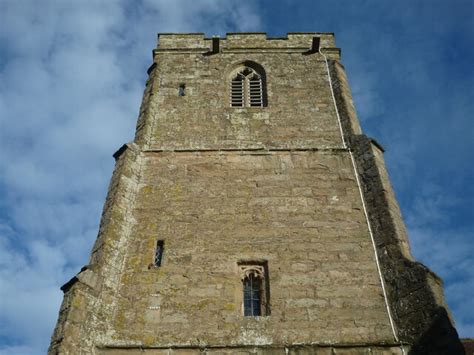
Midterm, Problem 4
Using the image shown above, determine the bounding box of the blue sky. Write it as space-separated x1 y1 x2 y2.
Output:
0 1 472 353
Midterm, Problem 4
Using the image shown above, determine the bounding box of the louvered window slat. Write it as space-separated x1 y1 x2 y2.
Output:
249 77 263 107
231 76 244 106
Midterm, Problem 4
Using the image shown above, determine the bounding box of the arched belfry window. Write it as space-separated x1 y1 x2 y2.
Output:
230 64 266 108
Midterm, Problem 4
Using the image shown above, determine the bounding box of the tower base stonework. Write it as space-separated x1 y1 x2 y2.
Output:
49 33 463 355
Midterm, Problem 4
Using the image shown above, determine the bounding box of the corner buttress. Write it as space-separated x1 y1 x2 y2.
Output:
350 135 464 354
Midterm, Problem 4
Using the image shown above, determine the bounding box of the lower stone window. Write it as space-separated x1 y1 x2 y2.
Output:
238 262 269 316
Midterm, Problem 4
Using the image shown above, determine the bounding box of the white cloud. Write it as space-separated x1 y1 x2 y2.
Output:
0 1 261 353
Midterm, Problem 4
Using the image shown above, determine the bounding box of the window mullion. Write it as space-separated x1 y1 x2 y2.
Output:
245 77 250 107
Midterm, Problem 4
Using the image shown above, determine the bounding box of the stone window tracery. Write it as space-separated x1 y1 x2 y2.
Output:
238 263 269 316
230 65 266 107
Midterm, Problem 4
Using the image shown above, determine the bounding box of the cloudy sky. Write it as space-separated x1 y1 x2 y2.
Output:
0 0 472 353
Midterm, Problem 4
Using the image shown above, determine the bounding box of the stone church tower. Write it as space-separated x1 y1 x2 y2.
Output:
49 33 463 354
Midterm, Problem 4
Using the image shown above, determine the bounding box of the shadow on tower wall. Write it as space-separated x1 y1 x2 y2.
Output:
350 135 464 355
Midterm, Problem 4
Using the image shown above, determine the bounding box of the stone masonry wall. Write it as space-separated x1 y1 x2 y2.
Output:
328 60 362 137
135 33 343 150
107 150 394 347
97 345 409 354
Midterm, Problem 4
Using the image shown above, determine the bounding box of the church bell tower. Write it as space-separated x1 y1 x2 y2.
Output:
49 33 463 354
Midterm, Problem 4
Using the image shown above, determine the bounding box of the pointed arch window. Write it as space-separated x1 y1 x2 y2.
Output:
230 66 266 108
238 262 269 316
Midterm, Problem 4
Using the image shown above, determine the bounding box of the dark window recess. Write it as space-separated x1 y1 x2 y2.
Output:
154 240 164 267
178 84 186 96
212 37 220 53
243 274 262 316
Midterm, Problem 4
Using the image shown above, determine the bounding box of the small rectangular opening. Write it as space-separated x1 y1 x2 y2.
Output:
212 37 220 53
154 240 164 267
312 36 320 52
178 84 185 96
